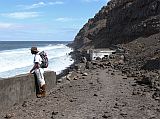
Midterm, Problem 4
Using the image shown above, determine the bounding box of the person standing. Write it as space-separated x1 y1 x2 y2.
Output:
30 47 46 98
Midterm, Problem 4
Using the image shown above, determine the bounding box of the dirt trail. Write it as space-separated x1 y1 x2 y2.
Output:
1 67 160 119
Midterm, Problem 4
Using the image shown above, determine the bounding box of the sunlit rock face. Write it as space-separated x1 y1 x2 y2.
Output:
71 0 160 51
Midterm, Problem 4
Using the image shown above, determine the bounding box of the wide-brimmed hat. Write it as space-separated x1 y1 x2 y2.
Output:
31 47 38 52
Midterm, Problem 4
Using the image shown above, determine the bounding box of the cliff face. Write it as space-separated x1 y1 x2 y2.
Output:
71 0 160 51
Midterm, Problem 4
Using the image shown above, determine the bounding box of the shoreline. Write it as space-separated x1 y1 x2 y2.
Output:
0 41 72 79
55 48 82 80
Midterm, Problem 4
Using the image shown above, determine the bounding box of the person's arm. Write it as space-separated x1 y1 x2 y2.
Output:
30 62 39 73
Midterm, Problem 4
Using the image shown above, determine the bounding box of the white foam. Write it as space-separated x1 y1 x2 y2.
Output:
0 44 73 78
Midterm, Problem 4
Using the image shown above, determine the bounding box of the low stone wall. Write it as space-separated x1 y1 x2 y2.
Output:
0 71 56 111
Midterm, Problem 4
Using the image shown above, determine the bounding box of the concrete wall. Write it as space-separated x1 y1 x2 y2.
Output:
0 71 56 111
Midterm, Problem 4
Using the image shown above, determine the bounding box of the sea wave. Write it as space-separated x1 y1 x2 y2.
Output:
0 43 73 78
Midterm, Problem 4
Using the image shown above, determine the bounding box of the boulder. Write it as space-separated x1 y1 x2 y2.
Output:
66 72 77 81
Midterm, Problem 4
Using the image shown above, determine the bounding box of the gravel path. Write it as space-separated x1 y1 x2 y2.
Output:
1 67 160 119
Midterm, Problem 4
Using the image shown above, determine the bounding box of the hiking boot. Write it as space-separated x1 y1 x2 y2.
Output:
36 93 42 98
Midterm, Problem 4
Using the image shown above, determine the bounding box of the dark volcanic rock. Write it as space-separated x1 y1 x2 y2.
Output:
70 0 160 51
68 0 160 101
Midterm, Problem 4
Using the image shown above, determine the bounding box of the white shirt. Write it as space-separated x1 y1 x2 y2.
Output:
34 53 42 65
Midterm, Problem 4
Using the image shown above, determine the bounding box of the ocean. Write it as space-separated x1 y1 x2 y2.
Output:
0 41 74 78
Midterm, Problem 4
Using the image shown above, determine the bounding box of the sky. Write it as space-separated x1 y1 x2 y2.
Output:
0 0 108 41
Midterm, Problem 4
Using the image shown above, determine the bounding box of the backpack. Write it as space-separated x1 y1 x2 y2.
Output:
39 51 48 68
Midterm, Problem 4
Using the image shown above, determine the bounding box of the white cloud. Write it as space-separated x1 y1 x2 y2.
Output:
0 22 13 29
55 17 83 22
49 1 64 5
25 2 46 9
19 1 64 10
1 12 40 19
56 17 74 22
0 22 25 29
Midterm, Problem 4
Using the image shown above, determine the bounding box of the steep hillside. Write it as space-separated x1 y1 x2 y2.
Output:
71 0 160 51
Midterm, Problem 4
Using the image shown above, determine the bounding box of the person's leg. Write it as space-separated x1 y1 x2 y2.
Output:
41 84 46 97
33 73 41 96
35 68 46 97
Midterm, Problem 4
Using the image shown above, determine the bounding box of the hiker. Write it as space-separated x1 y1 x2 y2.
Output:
30 47 46 98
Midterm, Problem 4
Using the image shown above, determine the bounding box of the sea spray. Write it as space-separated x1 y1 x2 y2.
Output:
0 41 73 78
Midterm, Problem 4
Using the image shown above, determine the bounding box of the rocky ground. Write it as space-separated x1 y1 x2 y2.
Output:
1 57 160 119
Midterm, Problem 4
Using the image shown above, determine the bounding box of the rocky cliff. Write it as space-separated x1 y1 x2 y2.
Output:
68 0 160 109
71 0 160 51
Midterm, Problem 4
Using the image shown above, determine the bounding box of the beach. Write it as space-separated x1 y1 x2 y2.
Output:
1 54 160 119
